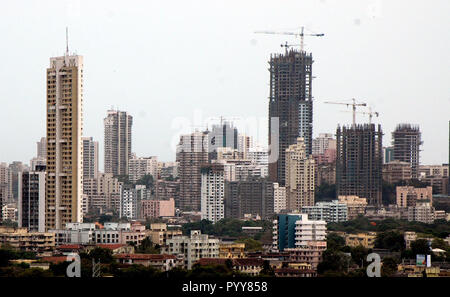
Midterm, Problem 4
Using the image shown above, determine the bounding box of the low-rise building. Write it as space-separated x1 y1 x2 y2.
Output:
396 186 433 208
219 243 245 259
0 226 55 251
345 232 377 249
114 253 182 271
408 202 435 224
338 196 367 220
162 230 220 269
272 214 326 252
146 223 183 246
301 200 348 223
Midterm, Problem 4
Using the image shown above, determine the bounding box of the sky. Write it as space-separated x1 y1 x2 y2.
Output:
0 0 449 171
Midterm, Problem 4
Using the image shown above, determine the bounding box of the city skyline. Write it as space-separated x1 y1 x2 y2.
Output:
0 0 449 169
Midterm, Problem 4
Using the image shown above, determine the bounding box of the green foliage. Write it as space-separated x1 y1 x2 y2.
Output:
410 239 431 255
114 264 158 278
317 249 351 276
328 217 450 239
326 233 346 251
88 247 114 264
136 237 160 254
381 257 399 277
136 174 154 189
431 238 450 251
0 248 36 267
315 183 336 202
182 218 271 239
375 231 405 252
350 245 369 267
235 238 263 252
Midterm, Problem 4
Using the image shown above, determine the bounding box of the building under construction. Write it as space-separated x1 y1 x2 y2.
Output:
176 131 209 211
268 49 313 186
336 124 383 206
392 124 422 179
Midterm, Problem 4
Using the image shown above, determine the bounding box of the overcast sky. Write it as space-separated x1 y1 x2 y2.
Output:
0 0 449 170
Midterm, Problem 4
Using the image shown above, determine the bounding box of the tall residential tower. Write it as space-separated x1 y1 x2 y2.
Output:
45 50 84 230
392 124 422 179
104 110 133 176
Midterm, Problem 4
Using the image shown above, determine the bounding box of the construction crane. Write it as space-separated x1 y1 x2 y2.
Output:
340 108 380 124
254 26 324 52
324 98 367 127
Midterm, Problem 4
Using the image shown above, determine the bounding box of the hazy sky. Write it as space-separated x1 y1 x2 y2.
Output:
0 0 449 171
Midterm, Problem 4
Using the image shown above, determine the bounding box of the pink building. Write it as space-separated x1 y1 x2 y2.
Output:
396 186 433 208
141 198 175 219
313 148 336 165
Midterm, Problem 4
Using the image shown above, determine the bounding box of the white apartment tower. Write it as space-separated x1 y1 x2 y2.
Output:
104 110 133 176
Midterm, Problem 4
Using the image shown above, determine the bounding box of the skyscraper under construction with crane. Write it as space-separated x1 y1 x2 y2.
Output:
268 49 314 186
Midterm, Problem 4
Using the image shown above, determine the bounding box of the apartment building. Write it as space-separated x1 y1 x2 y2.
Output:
338 196 368 220
0 226 55 251
128 156 158 183
162 230 220 269
301 200 348 223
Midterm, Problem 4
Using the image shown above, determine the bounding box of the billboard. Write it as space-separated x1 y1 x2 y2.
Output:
416 254 426 267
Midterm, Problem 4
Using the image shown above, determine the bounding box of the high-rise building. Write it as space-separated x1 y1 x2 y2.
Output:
224 179 274 220
45 50 84 230
312 133 336 155
336 124 383 206
392 124 422 179
8 161 28 203
37 137 47 159
82 137 99 180
104 110 133 176
382 160 412 184
268 49 314 186
18 165 46 232
285 138 315 211
0 163 12 222
273 182 286 213
84 173 121 214
383 146 394 164
119 185 138 220
128 156 158 183
201 163 235 223
176 131 209 211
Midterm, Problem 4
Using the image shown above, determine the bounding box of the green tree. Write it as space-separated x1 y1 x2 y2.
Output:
327 233 346 251
136 237 160 254
259 260 275 276
88 247 114 264
411 239 431 255
374 231 405 252
235 238 263 252
315 183 336 202
136 174 154 189
317 250 350 275
381 257 399 277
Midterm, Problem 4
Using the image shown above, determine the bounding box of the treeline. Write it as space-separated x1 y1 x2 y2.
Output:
327 217 450 238
181 218 272 240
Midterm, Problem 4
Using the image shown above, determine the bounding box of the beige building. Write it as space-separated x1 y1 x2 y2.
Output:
345 232 377 249
383 161 413 184
128 156 158 183
0 226 55 251
338 195 367 220
219 242 245 259
396 186 433 208
83 173 121 213
146 223 183 246
273 182 286 213
285 138 315 211
45 51 84 230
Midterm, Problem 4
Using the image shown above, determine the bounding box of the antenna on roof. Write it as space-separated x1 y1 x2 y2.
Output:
66 27 69 55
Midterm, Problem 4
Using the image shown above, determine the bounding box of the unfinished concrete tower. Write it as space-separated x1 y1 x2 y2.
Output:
392 124 422 179
268 49 313 186
336 124 383 206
